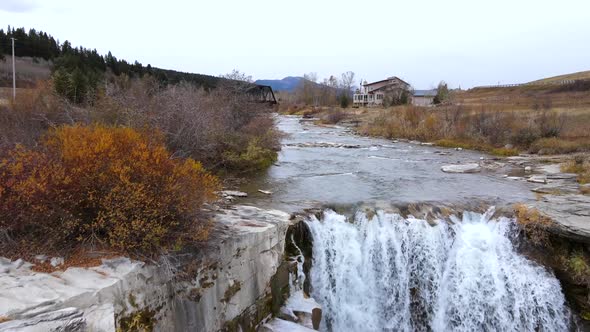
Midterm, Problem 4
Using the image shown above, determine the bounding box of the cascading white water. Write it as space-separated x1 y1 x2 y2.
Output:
306 209 571 332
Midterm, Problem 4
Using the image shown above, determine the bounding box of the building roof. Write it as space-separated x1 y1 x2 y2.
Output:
413 89 437 97
364 76 410 87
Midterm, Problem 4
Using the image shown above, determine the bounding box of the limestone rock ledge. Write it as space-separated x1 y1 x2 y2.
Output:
525 194 590 244
0 205 290 332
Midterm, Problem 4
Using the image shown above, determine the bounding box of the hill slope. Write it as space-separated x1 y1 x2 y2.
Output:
529 70 590 84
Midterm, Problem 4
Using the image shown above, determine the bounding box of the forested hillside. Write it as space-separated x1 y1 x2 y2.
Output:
0 26 221 102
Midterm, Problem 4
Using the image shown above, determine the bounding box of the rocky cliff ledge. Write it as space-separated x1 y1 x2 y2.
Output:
0 205 295 332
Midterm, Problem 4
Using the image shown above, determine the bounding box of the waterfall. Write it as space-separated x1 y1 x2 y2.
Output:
289 233 306 293
306 209 571 332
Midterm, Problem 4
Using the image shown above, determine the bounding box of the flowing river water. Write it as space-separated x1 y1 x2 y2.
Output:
242 115 535 211
242 115 574 331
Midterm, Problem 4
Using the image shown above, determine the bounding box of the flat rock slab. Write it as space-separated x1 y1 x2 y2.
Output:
285 142 361 149
219 190 248 197
527 175 548 184
532 183 580 195
529 194 590 243
546 173 578 180
259 318 317 332
441 163 481 173
538 164 562 174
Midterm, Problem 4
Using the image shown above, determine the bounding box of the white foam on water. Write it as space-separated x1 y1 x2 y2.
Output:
306 209 571 332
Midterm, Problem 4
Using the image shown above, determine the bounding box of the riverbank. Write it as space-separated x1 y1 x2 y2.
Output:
0 205 294 331
283 100 590 185
2 115 589 330
268 114 590 326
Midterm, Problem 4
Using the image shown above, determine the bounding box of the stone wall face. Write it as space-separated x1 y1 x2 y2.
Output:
0 206 291 332
171 206 290 332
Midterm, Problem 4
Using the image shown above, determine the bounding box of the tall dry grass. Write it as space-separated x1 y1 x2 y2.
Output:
358 104 590 156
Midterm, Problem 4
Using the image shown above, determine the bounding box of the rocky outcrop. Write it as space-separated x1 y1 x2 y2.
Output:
258 318 317 332
523 195 590 244
441 163 481 173
0 205 291 332
260 216 322 332
285 142 361 149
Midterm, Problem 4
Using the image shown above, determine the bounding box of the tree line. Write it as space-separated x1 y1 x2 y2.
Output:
285 71 355 107
0 26 222 103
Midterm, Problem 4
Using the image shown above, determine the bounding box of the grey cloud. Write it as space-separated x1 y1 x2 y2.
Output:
0 0 38 13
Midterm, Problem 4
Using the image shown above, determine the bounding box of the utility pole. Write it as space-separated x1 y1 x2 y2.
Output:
11 37 16 101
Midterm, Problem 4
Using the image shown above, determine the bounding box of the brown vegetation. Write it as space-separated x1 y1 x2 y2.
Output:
562 155 590 184
528 70 590 84
0 74 279 258
0 125 219 256
0 57 52 88
514 204 556 246
514 203 590 320
101 77 281 173
1 76 280 173
318 108 347 125
353 80 590 156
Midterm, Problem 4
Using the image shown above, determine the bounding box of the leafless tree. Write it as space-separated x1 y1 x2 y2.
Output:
220 69 253 83
340 71 355 96
219 69 255 94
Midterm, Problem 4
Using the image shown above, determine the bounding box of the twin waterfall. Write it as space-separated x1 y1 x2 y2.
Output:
306 209 571 331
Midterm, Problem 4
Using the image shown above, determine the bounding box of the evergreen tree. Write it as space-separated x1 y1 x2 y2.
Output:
433 81 449 105
70 68 88 103
1 25 225 101
52 68 70 97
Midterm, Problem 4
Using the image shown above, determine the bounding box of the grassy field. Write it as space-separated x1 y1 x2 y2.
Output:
0 57 52 88
454 84 590 114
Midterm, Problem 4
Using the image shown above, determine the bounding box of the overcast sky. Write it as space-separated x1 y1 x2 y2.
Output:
1 0 589 88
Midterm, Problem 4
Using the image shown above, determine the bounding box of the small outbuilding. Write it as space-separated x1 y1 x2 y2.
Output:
412 89 437 106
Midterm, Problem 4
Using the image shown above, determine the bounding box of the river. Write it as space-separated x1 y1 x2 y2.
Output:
242 115 535 212
244 115 574 331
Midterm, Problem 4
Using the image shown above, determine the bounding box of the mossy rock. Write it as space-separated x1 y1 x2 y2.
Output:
116 309 156 332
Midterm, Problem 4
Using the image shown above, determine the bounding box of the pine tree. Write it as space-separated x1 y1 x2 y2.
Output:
53 68 71 98
70 68 88 103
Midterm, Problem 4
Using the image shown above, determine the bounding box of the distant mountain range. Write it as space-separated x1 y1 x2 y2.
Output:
255 76 303 92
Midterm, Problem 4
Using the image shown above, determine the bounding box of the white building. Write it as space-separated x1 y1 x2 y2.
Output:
353 76 411 107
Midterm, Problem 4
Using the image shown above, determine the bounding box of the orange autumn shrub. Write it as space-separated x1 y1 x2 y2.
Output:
0 124 219 255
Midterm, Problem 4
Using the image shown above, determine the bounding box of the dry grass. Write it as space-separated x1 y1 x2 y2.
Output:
1 77 281 173
0 316 10 323
455 84 590 111
318 108 346 124
514 204 555 246
30 249 121 273
529 70 590 84
561 156 590 184
348 81 590 157
0 57 51 88
530 138 590 155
